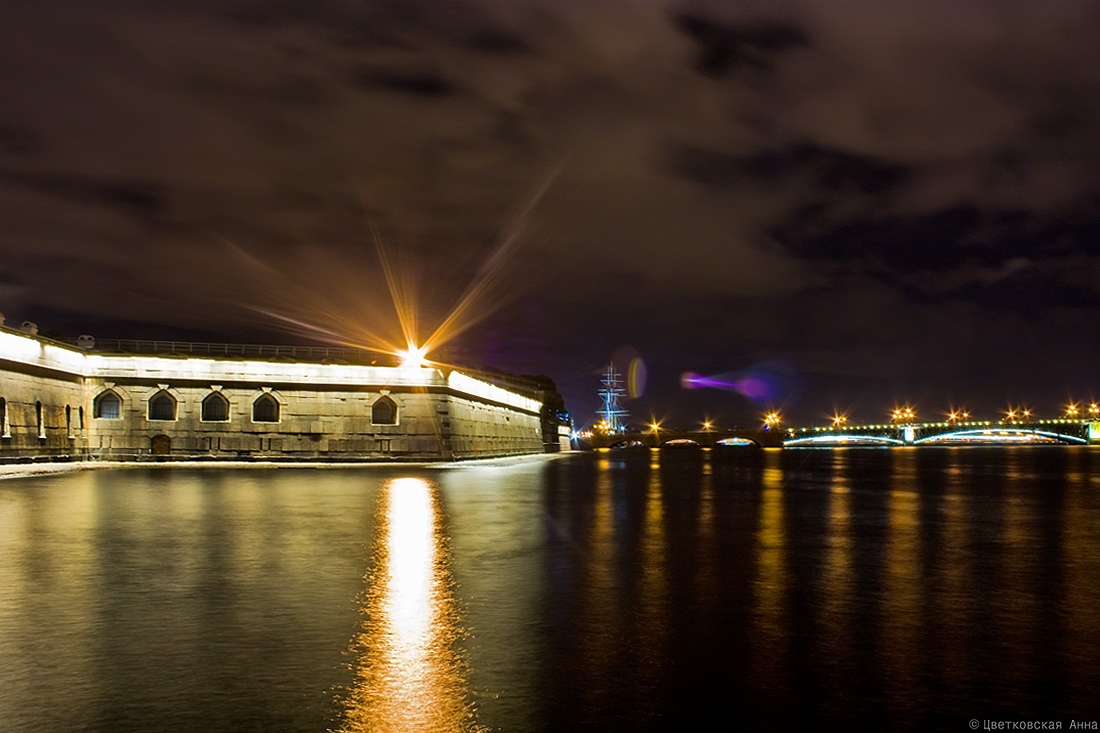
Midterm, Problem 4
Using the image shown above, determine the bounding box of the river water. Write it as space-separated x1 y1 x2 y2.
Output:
1 448 1099 731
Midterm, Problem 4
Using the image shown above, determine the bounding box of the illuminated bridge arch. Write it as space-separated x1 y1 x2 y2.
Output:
608 439 646 450
784 434 905 448
914 428 1087 445
715 436 759 447
660 438 701 448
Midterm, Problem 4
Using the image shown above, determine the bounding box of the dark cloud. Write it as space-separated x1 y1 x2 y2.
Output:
0 123 43 157
465 30 534 56
347 66 455 97
184 72 337 109
773 200 1100 281
672 12 809 76
0 170 166 218
666 140 910 194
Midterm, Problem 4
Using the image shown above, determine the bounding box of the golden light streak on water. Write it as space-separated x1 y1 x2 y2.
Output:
640 458 668 617
0 475 101 726
939 450 971 691
820 450 853 665
698 457 715 539
997 449 1038 696
577 455 617 711
753 449 787 685
632 456 669 718
1063 449 1100 696
340 477 482 733
881 449 921 701
693 456 718 617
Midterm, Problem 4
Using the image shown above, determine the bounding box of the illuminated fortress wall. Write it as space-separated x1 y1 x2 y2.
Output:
0 330 88 457
0 326 544 462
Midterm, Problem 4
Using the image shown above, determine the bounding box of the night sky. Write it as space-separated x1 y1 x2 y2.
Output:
3 0 1100 428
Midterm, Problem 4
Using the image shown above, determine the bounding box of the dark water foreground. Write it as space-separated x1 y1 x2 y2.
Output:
1 448 1099 732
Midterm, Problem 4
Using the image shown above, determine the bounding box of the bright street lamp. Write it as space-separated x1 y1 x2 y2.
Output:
891 406 916 423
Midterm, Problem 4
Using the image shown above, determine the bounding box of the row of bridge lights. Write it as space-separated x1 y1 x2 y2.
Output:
600 401 1100 437
705 403 1100 431
809 401 1100 429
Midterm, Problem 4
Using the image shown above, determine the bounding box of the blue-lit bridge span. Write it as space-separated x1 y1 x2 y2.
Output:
783 419 1098 447
585 419 1100 450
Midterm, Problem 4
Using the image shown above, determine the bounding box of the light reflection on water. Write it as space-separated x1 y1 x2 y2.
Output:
1 449 1099 731
752 449 787 694
340 477 482 733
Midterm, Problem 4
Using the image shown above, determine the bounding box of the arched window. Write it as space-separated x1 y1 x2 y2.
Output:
36 401 44 438
66 405 72 438
94 390 122 419
201 392 229 422
78 406 84 429
371 395 398 425
252 394 279 423
1 397 8 438
148 391 176 421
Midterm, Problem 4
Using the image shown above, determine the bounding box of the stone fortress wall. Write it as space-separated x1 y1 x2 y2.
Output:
0 323 549 462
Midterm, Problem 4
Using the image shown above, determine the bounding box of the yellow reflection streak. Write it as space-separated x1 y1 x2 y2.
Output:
694 461 717 615
998 449 1036 695
639 461 668 642
753 449 787 683
625 459 669 719
341 478 482 733
1063 449 1100 694
882 449 921 697
940 450 970 689
820 451 852 662
577 456 616 710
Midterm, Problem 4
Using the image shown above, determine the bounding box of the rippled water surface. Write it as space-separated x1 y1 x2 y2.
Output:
2 448 1100 731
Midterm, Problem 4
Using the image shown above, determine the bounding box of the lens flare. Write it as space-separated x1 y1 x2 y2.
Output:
398 346 428 369
627 357 647 399
680 362 800 405
737 376 770 401
226 162 565 369
611 346 647 399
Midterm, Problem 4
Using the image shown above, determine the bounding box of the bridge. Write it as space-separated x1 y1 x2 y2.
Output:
582 419 1100 450
585 427 784 449
783 419 1098 447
